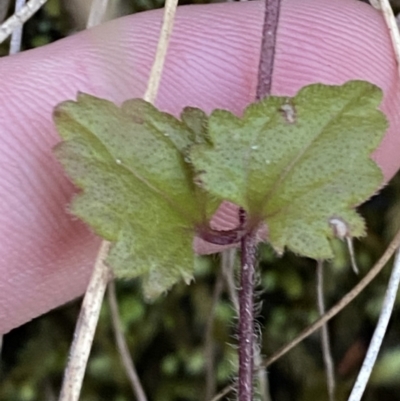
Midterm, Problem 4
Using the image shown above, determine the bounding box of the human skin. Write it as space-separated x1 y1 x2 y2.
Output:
0 0 399 334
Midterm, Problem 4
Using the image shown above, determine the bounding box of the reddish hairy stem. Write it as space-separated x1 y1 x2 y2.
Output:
200 1 281 398
238 211 257 401
256 0 281 101
236 0 281 399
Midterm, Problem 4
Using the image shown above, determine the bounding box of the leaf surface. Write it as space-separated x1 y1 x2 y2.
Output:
54 94 217 298
190 81 387 259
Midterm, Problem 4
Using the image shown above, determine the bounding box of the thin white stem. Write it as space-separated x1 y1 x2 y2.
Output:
57 2 114 399
204 272 224 401
346 237 359 275
254 352 272 401
107 281 148 401
87 0 109 29
0 0 48 44
347 247 400 401
370 0 400 75
9 0 26 54
58 241 112 401
221 249 239 311
143 0 179 103
316 260 336 401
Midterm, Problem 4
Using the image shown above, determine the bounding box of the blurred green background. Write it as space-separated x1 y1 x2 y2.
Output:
1 1 400 400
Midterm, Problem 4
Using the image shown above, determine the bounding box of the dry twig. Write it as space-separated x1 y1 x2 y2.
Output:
316 260 335 401
58 241 112 401
221 249 239 311
347 248 400 401
370 0 400 74
0 0 48 44
87 0 109 28
143 0 179 103
204 272 224 401
57 1 113 398
108 282 148 401
9 0 26 54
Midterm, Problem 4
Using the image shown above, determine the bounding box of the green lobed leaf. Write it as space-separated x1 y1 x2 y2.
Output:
54 81 387 295
189 81 387 259
53 94 218 298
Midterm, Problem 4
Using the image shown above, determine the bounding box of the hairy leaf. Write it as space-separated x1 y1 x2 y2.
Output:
190 81 387 259
54 94 218 298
